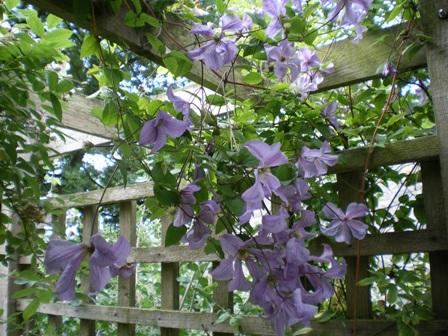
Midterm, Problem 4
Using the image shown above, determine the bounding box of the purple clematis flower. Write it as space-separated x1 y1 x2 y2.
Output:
183 200 220 249
241 14 253 33
265 40 301 81
321 101 340 129
139 110 189 153
292 0 303 12
262 207 289 233
240 140 288 223
174 183 200 227
263 0 288 38
211 234 259 291
89 234 134 294
44 234 134 300
188 15 243 71
322 0 372 41
167 86 190 122
44 240 88 301
297 47 321 72
321 202 368 244
296 141 338 178
291 72 324 98
275 178 310 212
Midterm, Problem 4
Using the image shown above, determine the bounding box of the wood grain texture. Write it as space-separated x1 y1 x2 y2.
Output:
317 23 426 92
44 135 439 209
421 160 448 318
80 206 98 336
421 0 448 236
212 261 233 336
337 172 371 319
47 182 153 209
118 202 137 335
16 299 448 335
161 217 179 336
24 0 426 101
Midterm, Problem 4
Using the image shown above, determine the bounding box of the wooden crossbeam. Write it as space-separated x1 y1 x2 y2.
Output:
26 0 426 101
16 299 448 335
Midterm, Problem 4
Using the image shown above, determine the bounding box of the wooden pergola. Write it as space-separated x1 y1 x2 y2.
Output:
2 0 448 335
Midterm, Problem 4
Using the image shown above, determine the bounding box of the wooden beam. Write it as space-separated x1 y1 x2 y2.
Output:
46 182 153 209
421 0 448 237
16 299 448 335
118 201 137 335
25 0 426 99
129 229 448 263
421 160 448 319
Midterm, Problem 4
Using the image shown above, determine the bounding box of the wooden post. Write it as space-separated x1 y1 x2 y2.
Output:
47 213 66 335
421 0 448 236
421 160 448 318
118 201 137 336
212 261 233 336
337 172 371 319
80 205 98 336
161 217 179 336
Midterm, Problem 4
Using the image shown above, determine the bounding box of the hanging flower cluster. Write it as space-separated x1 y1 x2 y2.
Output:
44 234 134 300
133 0 373 334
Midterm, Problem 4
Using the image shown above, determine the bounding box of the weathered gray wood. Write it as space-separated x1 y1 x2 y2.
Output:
47 182 153 209
5 214 24 336
421 160 448 318
316 23 426 92
47 213 66 334
80 206 98 336
118 201 137 336
212 261 233 336
161 217 179 336
25 0 426 100
337 172 371 321
421 0 448 236
16 299 448 335
330 135 438 174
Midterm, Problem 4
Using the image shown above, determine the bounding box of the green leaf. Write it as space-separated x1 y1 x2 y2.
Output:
5 0 20 10
243 72 263 85
216 0 225 13
154 185 180 206
12 287 36 299
164 224 187 247
57 79 74 93
206 94 226 106
47 14 62 28
146 34 166 55
163 51 192 77
50 93 62 120
215 311 231 324
152 163 176 187
27 13 45 37
357 276 377 286
23 298 40 321
80 34 100 58
288 16 306 35
140 13 160 28
272 164 297 184
101 101 119 127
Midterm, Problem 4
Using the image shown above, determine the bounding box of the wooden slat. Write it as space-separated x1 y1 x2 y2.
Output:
421 0 448 237
25 0 426 100
43 136 439 210
118 201 137 335
47 182 153 209
80 206 98 336
7 229 448 266
47 214 66 335
131 229 448 263
421 160 448 318
16 299 448 335
336 172 371 320
330 135 438 174
161 217 179 336
212 261 233 336
316 23 426 92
